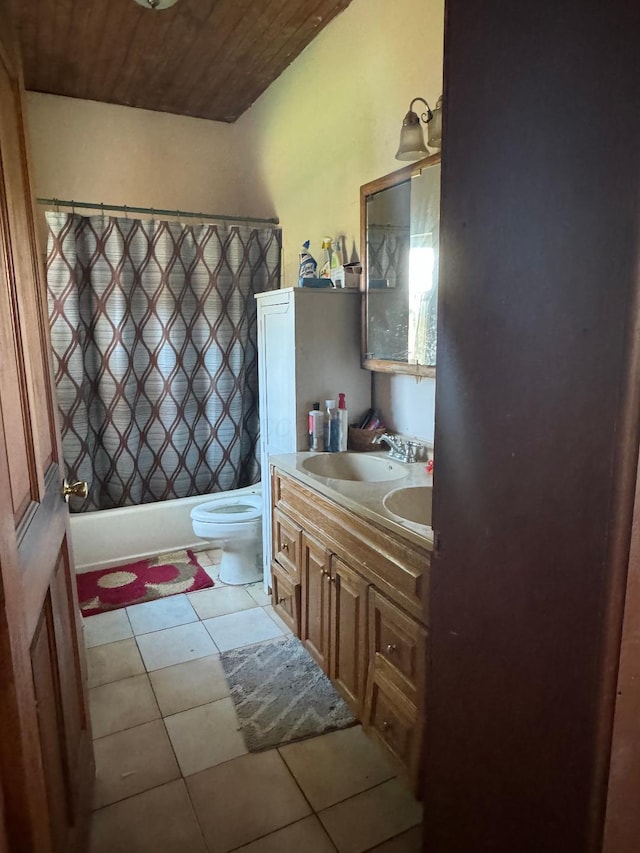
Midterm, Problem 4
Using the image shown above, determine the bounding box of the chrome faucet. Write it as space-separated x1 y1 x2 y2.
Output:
371 433 420 463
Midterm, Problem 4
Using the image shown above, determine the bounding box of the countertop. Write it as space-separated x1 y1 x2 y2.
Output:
269 451 433 551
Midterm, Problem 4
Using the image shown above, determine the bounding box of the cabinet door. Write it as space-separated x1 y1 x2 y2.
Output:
271 561 300 635
300 532 331 671
368 588 427 705
365 670 420 782
256 292 295 585
329 556 370 718
272 507 302 580
364 589 427 792
256 293 296 455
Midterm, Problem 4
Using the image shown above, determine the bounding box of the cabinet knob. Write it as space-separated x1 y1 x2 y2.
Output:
278 597 286 604
382 720 392 731
330 576 336 584
320 568 327 576
386 643 397 654
282 542 289 552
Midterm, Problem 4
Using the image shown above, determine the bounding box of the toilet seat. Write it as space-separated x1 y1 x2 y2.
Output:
190 494 261 525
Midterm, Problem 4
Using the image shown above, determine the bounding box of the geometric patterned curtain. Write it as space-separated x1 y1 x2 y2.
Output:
366 225 411 361
366 225 410 289
46 212 281 512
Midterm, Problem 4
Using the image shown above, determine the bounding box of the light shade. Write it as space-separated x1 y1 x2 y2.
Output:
395 111 429 161
133 0 179 9
427 96 443 151
395 95 443 160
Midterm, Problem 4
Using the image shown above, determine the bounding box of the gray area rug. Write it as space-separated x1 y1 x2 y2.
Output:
220 636 356 752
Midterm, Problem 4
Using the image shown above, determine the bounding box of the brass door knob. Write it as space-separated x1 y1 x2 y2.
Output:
62 479 88 502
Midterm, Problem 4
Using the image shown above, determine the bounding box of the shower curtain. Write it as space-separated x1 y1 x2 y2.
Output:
46 212 281 511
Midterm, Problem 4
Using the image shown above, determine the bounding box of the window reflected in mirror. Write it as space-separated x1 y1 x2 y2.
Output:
361 154 440 376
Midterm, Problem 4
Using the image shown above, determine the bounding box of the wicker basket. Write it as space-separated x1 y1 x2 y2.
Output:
347 426 387 452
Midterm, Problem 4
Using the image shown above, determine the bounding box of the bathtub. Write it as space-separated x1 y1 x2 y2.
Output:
69 484 262 574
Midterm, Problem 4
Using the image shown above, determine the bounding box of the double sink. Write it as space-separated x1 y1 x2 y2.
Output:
299 451 433 531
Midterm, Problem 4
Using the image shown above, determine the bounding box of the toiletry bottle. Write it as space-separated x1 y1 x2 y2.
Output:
324 400 339 452
337 393 348 451
320 237 333 279
308 402 323 451
299 240 317 280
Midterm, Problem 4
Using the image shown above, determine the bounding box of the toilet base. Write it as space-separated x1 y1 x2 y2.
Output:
219 541 263 585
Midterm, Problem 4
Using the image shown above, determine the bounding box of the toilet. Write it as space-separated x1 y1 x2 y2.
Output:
190 485 263 585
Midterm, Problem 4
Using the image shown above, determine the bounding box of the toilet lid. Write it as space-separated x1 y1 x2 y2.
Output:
191 494 262 524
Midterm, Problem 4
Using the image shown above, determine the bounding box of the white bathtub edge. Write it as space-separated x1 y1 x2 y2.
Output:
69 485 261 574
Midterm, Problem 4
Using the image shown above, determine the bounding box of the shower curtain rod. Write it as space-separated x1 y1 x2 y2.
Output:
36 197 280 226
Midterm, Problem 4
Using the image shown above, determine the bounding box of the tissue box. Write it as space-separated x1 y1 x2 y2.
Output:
331 263 361 289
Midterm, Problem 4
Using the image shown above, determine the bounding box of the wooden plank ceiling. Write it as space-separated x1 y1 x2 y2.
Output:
16 0 354 123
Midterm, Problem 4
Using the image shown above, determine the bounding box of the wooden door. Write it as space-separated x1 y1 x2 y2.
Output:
329 556 369 717
0 4 94 852
428 0 640 848
300 532 330 671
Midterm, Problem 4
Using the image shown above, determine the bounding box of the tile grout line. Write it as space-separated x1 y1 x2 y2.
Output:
275 743 410 837
274 748 339 852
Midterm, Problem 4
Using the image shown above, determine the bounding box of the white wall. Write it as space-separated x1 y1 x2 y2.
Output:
26 93 251 225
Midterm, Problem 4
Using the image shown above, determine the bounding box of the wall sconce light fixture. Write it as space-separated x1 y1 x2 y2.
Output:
395 95 443 160
133 0 179 9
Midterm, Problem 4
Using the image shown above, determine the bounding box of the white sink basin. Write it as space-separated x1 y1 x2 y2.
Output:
383 485 433 526
301 452 409 483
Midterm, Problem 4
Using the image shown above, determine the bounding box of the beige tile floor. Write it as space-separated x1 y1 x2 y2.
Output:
86 548 423 853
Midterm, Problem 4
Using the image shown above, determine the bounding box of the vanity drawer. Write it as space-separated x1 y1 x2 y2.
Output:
364 670 421 786
272 507 301 579
271 562 300 635
369 588 426 703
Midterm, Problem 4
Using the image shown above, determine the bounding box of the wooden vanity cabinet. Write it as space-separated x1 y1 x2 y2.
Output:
271 466 431 790
272 507 301 580
270 562 300 634
365 589 427 783
298 538 370 717
329 556 370 719
300 532 331 671
270 474 302 634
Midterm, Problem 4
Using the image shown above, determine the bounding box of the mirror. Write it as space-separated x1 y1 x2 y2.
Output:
360 153 441 376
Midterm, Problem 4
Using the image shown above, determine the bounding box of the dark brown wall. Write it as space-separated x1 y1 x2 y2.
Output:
426 1 640 851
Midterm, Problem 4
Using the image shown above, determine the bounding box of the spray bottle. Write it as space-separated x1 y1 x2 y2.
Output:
299 240 317 280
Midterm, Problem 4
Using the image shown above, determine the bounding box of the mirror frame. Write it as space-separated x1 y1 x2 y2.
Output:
360 152 441 376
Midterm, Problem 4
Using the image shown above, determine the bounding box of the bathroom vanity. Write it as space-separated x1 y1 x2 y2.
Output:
269 452 432 793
